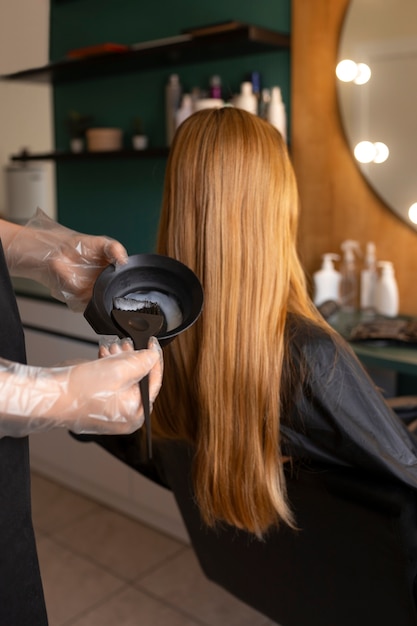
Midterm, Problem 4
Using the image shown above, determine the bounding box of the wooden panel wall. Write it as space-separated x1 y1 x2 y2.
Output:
292 0 417 315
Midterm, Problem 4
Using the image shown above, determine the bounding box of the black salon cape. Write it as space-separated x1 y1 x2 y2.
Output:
280 315 417 487
75 314 417 503
0 241 48 624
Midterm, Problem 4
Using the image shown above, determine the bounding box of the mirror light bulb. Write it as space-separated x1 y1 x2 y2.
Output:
336 59 358 82
409 203 417 225
373 142 389 164
354 141 376 163
354 141 389 164
336 59 371 85
354 63 371 85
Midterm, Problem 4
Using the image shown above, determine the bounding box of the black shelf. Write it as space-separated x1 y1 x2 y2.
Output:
11 148 170 162
6 22 290 163
1 24 290 85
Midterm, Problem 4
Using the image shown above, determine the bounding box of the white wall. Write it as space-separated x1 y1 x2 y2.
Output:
0 0 56 220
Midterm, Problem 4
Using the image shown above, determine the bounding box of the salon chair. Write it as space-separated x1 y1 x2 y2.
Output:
387 396 417 430
86 434 417 626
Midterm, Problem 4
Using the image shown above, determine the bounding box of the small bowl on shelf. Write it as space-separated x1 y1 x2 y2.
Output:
86 128 123 151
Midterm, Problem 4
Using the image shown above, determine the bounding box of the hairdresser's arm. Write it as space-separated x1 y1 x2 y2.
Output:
72 338 171 489
0 338 163 438
2 209 128 312
0 218 20 249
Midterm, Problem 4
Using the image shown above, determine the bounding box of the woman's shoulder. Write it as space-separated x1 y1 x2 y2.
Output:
287 313 369 390
286 313 359 376
286 313 339 353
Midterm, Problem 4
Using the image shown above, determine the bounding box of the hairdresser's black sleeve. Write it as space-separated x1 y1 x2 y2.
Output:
281 325 417 489
70 431 171 489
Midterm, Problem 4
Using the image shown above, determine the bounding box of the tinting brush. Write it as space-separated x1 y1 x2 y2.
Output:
112 297 165 458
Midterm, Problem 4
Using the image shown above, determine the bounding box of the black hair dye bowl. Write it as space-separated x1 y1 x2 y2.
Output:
84 253 204 346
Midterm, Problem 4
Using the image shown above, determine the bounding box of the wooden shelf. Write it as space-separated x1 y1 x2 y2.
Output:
11 148 170 162
0 24 290 85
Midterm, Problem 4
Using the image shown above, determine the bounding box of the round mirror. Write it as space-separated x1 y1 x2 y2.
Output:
337 0 417 231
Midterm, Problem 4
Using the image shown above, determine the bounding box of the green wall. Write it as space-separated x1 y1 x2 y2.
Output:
50 0 291 254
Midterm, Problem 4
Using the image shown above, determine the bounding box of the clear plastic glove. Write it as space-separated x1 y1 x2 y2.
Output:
99 335 135 357
6 208 128 312
0 338 163 438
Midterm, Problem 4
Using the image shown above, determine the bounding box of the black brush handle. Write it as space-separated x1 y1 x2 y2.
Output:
139 376 152 458
111 310 164 459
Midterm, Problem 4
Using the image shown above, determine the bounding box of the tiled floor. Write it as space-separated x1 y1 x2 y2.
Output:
31 471 278 626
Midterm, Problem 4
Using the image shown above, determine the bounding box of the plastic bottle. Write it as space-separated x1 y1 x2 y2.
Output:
233 82 258 115
249 71 261 107
313 253 341 306
165 74 182 146
209 75 222 99
267 86 287 142
259 88 271 120
175 94 194 129
375 261 399 317
360 241 377 312
340 240 361 312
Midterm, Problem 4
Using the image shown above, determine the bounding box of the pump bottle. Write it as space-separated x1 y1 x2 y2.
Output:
267 86 287 142
209 75 222 99
375 261 399 317
340 240 361 312
259 88 271 119
360 241 377 312
313 253 341 306
233 82 258 115
175 93 193 129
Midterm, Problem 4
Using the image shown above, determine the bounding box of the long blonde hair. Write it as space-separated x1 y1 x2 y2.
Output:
154 107 324 535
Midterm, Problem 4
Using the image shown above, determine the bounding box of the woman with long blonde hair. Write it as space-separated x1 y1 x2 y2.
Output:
87 107 417 538
151 106 417 535
153 107 325 534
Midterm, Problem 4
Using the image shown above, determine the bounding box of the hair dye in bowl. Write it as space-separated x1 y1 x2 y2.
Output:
125 290 183 332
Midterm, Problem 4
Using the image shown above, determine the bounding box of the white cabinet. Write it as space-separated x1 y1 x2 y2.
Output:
17 295 189 543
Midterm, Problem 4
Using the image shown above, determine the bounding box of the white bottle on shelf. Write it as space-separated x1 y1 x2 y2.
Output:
360 241 377 312
267 86 287 142
259 88 271 119
375 261 399 317
313 253 341 306
165 73 182 146
175 94 194 129
233 81 258 115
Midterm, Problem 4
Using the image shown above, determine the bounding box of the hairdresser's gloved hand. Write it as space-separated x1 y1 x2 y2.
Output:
99 336 135 357
6 208 128 312
0 338 163 438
